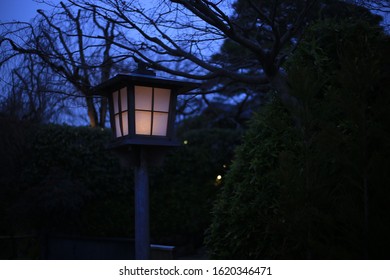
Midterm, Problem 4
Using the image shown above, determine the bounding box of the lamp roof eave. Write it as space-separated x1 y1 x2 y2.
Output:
92 73 201 96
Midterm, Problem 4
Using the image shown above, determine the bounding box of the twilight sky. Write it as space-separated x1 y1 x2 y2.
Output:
0 0 52 22
1 0 388 28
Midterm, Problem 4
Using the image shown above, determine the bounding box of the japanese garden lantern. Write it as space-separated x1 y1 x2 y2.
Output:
93 68 199 148
92 65 200 260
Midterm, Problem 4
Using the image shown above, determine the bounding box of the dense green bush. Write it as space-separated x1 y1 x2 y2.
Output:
1 116 242 252
150 127 242 246
0 123 133 236
0 118 35 235
205 99 303 259
205 20 390 259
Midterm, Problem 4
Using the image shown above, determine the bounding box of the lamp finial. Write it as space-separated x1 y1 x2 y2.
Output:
133 59 156 76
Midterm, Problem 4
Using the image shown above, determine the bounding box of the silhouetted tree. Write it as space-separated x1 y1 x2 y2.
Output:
71 0 383 115
0 2 124 127
0 54 67 123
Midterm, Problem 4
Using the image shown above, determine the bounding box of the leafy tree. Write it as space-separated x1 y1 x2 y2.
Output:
205 99 302 259
207 0 382 116
294 19 390 259
205 20 390 259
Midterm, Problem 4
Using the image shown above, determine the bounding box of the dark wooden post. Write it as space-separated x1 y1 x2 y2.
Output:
134 147 150 260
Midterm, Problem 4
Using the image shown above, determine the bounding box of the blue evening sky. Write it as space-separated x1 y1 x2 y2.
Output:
1 0 388 28
0 0 52 22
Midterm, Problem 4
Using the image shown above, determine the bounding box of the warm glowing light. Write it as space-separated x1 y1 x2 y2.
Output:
113 87 128 138
183 140 188 145
216 175 222 180
134 86 171 137
134 86 152 110
154 88 170 111
135 111 152 135
152 112 169 136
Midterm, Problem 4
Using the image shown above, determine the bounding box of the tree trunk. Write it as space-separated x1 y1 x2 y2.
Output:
86 96 98 127
99 97 108 128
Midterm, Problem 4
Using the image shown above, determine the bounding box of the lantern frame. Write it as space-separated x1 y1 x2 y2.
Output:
92 72 200 149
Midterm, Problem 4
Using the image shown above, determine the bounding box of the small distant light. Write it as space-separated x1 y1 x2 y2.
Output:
223 164 227 169
214 174 223 186
183 140 188 145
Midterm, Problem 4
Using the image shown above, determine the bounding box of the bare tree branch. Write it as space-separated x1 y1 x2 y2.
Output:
1 1 125 127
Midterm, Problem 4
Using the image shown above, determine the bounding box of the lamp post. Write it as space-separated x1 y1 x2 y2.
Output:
92 65 200 259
